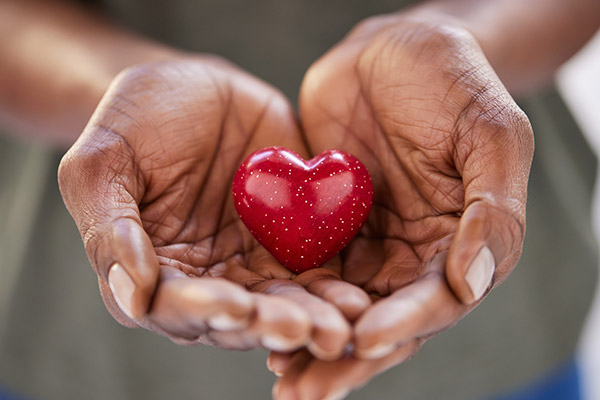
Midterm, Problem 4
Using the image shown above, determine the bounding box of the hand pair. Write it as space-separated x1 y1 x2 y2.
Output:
58 14 533 400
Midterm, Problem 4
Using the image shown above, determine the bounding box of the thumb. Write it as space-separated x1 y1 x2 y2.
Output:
104 216 158 321
446 200 525 305
446 107 534 305
58 131 158 323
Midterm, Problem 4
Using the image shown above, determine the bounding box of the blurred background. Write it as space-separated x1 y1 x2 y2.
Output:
557 28 600 400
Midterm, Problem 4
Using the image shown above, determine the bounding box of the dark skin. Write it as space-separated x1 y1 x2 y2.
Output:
302 13 535 352
59 57 365 360
56 21 532 394
271 15 534 399
1 0 599 399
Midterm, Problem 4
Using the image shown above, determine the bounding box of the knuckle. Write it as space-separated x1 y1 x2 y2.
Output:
482 105 534 159
57 127 138 229
349 14 394 38
57 142 107 207
57 147 79 197
477 105 520 139
510 107 535 158
65 132 135 190
458 93 534 162
410 21 474 51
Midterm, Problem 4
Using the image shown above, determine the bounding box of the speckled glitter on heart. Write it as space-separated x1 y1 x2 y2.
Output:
232 146 373 273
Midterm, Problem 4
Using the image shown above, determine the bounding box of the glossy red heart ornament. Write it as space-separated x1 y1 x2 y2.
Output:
233 147 373 273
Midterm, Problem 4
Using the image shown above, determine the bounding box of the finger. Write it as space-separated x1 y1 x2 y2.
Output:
204 292 313 352
105 218 159 321
191 292 312 352
294 268 371 322
98 277 137 328
212 256 313 352
253 280 352 361
147 267 255 341
273 343 419 400
246 293 312 352
247 241 371 321
446 203 518 305
267 352 296 377
58 134 158 321
272 350 313 400
294 342 419 400
201 330 260 351
447 109 534 304
354 252 465 359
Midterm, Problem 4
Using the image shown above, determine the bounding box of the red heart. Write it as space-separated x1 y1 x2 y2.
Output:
233 147 373 273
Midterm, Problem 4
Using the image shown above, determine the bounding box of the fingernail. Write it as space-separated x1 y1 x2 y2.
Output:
355 342 396 360
465 246 495 303
266 358 284 377
262 334 297 352
208 313 247 330
108 263 135 319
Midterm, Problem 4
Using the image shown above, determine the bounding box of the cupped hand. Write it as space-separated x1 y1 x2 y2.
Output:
272 14 534 399
58 56 363 359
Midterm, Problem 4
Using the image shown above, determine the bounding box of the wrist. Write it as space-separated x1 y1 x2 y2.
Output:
398 0 600 96
1 42 182 149
401 3 513 84
0 0 184 148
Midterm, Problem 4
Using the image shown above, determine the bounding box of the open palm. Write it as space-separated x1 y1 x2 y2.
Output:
271 15 534 399
58 57 355 359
